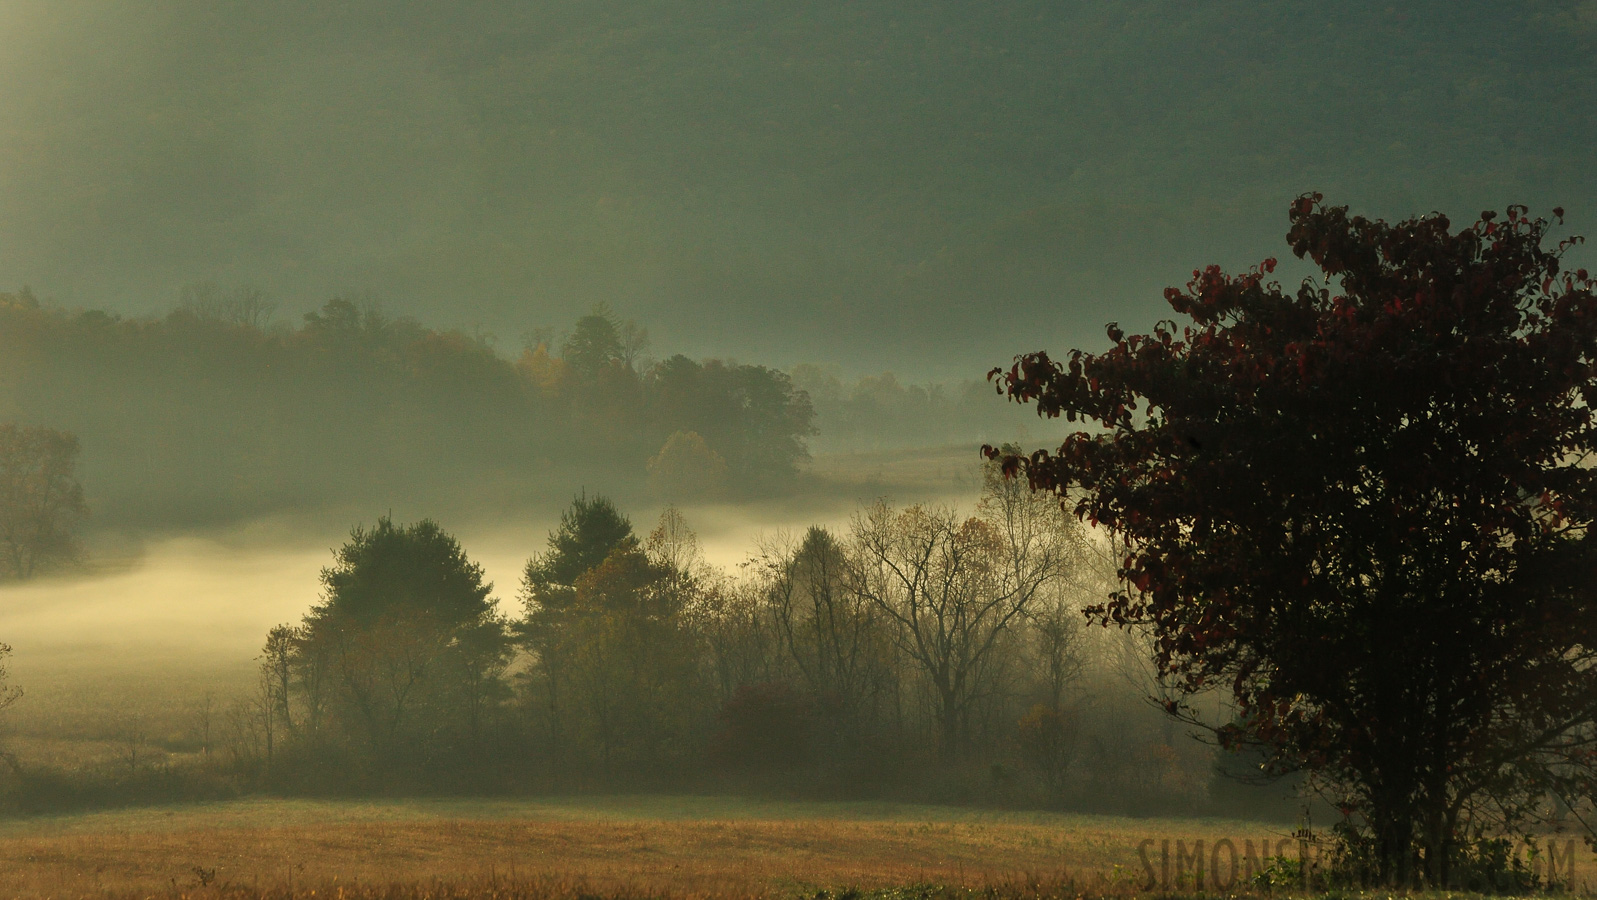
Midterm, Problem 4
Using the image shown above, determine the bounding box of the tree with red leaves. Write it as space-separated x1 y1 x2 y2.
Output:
988 195 1597 887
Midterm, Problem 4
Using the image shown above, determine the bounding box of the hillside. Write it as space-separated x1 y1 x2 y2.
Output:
2 2 1592 375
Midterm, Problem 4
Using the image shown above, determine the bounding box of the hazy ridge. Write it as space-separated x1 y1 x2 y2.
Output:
2 2 1592 376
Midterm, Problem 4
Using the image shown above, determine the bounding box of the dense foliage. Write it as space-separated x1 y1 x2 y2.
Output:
255 518 509 782
231 488 1223 809
0 295 815 524
990 196 1597 885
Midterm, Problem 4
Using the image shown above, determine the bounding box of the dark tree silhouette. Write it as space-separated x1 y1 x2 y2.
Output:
645 355 816 482
296 516 507 757
989 196 1597 886
561 307 628 377
319 516 495 624
523 493 635 596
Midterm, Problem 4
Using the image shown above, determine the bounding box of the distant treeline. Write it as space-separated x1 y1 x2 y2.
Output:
0 288 817 525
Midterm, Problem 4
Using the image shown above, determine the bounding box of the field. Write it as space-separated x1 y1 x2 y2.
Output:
0 795 1354 899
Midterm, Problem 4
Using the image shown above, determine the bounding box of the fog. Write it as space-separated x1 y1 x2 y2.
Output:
0 486 966 655
0 464 985 707
0 0 1585 831
2 2 1592 378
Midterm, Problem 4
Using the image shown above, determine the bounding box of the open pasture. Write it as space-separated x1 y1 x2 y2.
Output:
0 796 1319 898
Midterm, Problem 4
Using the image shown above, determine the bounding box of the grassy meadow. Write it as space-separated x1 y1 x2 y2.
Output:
0 795 1350 899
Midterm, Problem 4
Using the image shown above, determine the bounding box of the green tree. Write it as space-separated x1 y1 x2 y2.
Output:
562 540 702 771
645 356 816 482
319 516 495 624
561 306 627 377
296 516 508 761
523 493 635 598
520 493 637 756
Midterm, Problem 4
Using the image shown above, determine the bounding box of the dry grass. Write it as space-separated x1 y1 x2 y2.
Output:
0 796 1589 900
16 876 1130 900
0 796 1310 899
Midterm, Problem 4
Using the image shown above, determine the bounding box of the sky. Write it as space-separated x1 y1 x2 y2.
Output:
1 1 1594 380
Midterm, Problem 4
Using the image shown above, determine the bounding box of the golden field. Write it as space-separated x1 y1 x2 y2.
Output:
0 795 1348 899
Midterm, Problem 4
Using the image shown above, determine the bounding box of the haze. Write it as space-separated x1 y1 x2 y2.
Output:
3 2 1591 378
0 6 1590 894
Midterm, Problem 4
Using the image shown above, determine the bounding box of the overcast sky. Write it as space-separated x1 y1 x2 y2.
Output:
1 1 1593 379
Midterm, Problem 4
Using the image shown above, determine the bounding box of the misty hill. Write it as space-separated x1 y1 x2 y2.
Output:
0 289 1041 528
0 291 824 527
2 2 1592 377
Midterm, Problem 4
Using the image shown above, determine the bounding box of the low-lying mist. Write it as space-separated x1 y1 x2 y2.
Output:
0 454 985 719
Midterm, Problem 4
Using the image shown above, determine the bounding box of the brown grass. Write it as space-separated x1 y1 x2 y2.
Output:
0 797 1586 900
0 797 1294 900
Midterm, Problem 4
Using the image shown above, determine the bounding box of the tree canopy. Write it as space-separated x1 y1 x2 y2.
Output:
279 516 510 771
524 493 636 595
989 195 1597 886
317 516 495 626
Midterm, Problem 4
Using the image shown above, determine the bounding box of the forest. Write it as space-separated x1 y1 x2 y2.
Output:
0 286 1176 820
0 287 1034 529
216 480 1239 813
0 472 1268 823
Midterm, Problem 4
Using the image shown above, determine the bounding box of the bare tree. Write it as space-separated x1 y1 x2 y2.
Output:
849 503 995 759
117 715 148 775
178 281 277 329
696 578 778 704
1028 600 1086 714
761 526 892 740
618 319 650 371
0 643 23 778
850 470 1083 760
0 424 88 580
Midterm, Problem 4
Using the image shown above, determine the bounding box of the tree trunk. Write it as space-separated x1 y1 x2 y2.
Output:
1371 806 1416 887
937 686 960 761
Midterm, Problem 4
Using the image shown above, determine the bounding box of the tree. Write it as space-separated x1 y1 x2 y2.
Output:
561 539 702 772
0 424 88 580
522 493 635 604
646 430 730 500
850 471 1079 760
0 643 22 723
1017 703 1079 799
561 306 628 377
762 526 893 749
520 493 636 753
645 356 817 482
318 517 495 625
988 196 1597 886
297 516 507 759
712 681 815 770
176 281 277 329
